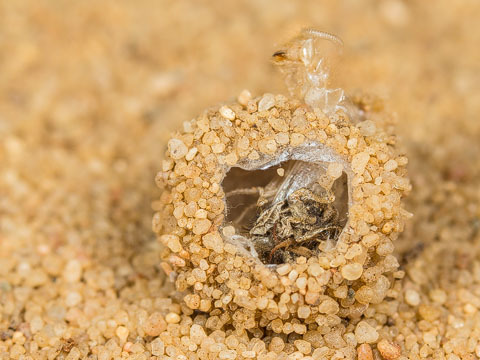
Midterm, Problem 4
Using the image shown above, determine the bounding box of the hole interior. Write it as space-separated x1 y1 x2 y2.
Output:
222 152 349 265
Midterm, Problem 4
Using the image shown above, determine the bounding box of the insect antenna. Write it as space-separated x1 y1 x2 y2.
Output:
301 28 344 48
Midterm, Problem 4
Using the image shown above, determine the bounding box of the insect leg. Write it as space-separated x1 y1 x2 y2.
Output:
235 202 258 225
225 187 262 197
289 246 313 258
268 238 293 263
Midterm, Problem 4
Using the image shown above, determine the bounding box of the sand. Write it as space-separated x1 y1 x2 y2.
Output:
1 0 480 359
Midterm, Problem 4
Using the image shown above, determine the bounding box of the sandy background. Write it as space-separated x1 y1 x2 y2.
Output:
1 0 480 359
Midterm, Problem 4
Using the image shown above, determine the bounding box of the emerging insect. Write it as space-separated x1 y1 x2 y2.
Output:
225 160 344 265
250 186 341 264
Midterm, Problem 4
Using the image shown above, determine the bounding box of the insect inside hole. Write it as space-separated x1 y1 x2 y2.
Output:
225 161 344 264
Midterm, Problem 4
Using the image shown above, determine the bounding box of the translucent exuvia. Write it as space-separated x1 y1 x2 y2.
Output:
272 28 353 116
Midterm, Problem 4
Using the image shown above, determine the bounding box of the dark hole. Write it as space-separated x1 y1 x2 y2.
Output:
222 160 349 265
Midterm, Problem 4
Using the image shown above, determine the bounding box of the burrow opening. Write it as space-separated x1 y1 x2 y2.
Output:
222 160 349 265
